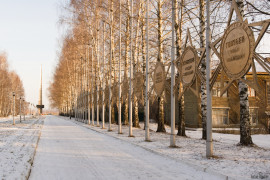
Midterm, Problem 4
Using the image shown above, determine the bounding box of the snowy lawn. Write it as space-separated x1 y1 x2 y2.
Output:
0 116 44 179
69 117 270 180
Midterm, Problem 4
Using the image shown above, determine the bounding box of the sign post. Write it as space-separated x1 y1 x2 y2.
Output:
145 0 150 141
206 0 213 158
170 0 176 147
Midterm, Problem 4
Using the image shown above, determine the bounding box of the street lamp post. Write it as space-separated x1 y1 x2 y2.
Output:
20 96 22 123
12 92 15 125
23 99 25 121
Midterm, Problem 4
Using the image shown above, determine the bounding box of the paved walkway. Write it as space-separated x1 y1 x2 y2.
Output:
29 116 220 180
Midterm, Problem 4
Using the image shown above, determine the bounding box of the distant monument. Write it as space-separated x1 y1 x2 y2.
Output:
36 65 44 114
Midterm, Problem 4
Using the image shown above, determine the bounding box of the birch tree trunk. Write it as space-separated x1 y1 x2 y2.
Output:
237 0 253 145
141 4 146 130
199 0 207 140
156 0 165 132
133 0 143 128
175 0 186 136
123 1 130 125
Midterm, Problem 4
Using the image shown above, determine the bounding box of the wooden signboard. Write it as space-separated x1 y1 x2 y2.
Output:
134 72 144 98
105 85 109 104
153 61 166 97
112 83 118 102
220 22 255 79
121 76 129 99
210 0 270 96
180 46 198 87
94 89 97 105
176 28 203 98
98 84 102 105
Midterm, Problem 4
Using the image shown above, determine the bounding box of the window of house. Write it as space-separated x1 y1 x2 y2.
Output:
249 108 258 125
212 82 228 97
248 87 256 97
212 108 229 125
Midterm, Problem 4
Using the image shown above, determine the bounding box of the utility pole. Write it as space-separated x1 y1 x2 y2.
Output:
118 0 122 134
206 0 213 158
102 21 106 129
97 22 100 127
145 0 150 141
129 0 133 137
87 45 91 125
92 47 95 126
170 0 176 147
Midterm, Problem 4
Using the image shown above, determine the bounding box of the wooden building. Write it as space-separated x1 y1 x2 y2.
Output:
164 72 270 131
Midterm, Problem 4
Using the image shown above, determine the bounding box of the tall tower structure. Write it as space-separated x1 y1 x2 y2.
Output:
36 65 44 114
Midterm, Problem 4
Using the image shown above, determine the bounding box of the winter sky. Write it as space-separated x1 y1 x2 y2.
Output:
0 0 61 110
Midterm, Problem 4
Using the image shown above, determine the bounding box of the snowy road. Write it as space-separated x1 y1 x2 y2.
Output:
29 116 221 180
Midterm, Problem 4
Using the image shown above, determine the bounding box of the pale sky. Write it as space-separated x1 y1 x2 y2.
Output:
0 0 62 111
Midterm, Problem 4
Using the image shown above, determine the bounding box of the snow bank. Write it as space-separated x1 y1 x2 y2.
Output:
0 116 44 179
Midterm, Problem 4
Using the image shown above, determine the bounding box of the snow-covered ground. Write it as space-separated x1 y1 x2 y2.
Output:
1 115 269 179
0 116 44 179
29 116 220 180
69 117 270 180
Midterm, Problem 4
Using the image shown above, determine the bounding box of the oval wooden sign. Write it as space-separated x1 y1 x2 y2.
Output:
112 83 118 101
105 85 109 104
134 72 144 98
153 61 166 97
121 76 129 98
220 22 255 79
98 84 102 105
180 46 197 87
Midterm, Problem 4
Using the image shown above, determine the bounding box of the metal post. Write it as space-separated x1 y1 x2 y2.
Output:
84 47 87 123
87 45 91 125
118 0 122 134
129 0 133 137
92 48 95 126
20 96 22 123
145 0 150 141
206 0 213 157
170 0 176 147
81 56 83 122
102 22 106 129
97 26 100 127
108 0 113 131
13 92 15 125
23 99 25 120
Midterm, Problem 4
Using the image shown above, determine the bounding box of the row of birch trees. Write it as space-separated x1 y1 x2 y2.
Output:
49 0 270 145
0 52 25 117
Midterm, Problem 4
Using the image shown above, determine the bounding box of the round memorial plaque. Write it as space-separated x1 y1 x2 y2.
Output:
121 76 129 98
98 84 102 105
180 46 197 87
111 83 118 102
220 22 255 79
105 85 109 103
153 61 165 97
134 72 144 98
